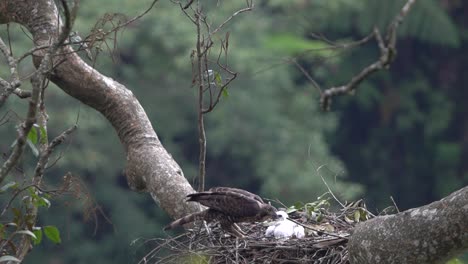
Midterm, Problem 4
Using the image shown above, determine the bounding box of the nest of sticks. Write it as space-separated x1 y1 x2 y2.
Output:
141 200 378 264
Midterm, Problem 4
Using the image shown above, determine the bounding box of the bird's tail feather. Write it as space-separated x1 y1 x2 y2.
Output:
163 210 208 230
186 192 212 202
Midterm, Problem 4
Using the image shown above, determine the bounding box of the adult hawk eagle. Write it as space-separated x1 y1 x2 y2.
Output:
164 187 278 237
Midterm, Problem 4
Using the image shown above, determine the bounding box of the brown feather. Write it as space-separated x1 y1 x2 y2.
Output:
208 187 264 203
187 192 260 217
163 209 230 231
165 187 278 237
186 187 277 222
164 210 208 230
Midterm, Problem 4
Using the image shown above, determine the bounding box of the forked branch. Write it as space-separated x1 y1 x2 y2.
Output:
319 0 417 110
176 0 251 191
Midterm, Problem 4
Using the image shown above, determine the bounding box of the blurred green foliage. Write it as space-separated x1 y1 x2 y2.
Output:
0 0 467 263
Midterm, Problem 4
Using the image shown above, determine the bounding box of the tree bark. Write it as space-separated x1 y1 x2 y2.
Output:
0 0 200 220
349 186 468 264
2 1 468 263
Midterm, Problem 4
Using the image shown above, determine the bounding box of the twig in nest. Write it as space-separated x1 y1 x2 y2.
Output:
146 201 368 264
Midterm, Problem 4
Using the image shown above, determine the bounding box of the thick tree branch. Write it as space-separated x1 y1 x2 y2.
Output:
0 37 21 106
349 186 468 263
2 2 75 262
320 0 417 110
0 0 200 220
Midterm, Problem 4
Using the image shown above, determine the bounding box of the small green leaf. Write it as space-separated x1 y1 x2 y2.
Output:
28 188 46 208
0 256 21 263
43 226 61 244
0 182 18 193
27 127 38 145
26 139 39 157
32 229 43 245
15 230 37 240
354 210 361 222
316 199 330 208
222 88 229 98
39 126 47 144
286 206 297 214
37 197 51 208
293 201 304 210
446 258 463 264
304 203 315 217
28 187 40 200
359 208 368 221
214 72 222 87
316 212 324 222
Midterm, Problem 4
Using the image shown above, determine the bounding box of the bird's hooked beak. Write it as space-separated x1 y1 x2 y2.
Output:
272 212 282 220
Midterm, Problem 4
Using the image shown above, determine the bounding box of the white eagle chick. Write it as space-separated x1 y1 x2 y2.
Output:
265 211 305 239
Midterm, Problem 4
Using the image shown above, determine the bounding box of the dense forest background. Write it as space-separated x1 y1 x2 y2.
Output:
0 0 467 263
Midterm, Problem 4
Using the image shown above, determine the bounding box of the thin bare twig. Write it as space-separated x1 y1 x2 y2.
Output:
0 0 76 184
390 196 400 213
291 59 322 94
151 205 356 264
84 0 159 57
316 165 345 208
0 37 21 107
195 6 207 192
1 2 77 261
202 50 238 113
183 0 194 10
0 183 64 218
319 0 417 110
174 1 249 191
210 4 253 36
33 125 77 180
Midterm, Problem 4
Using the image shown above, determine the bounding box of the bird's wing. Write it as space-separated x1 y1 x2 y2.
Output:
274 221 295 239
265 225 275 237
293 225 305 238
187 190 261 217
208 187 265 203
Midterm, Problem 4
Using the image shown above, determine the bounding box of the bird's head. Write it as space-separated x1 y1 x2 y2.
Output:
258 204 279 221
275 211 288 221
